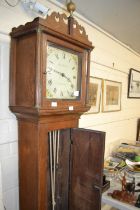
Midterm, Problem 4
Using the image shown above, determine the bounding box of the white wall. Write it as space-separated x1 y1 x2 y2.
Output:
0 39 18 210
0 0 140 209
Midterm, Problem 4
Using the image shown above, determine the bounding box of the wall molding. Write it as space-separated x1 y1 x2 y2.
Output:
0 32 10 42
91 60 128 75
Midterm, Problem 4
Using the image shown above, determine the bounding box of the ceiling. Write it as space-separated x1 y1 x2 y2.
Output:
57 0 140 55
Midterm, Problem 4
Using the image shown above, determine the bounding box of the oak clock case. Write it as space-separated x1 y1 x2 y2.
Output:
9 11 105 210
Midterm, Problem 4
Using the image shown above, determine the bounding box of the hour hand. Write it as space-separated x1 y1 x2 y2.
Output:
46 67 61 75
60 72 72 83
53 70 70 82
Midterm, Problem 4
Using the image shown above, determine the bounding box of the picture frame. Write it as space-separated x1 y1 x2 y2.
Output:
136 119 140 142
86 77 102 114
102 80 121 112
128 68 140 98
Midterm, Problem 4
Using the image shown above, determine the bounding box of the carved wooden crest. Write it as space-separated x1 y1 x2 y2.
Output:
11 11 93 47
45 12 92 46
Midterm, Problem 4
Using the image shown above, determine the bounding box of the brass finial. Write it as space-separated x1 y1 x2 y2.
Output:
67 0 76 17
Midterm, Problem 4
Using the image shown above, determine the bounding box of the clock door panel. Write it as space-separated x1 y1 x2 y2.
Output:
69 128 105 210
48 128 105 210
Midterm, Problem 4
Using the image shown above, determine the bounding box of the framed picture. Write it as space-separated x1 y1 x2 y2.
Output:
86 77 102 114
102 80 121 112
136 119 140 141
128 68 140 98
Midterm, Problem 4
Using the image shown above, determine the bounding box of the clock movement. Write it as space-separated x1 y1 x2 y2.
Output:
10 5 105 210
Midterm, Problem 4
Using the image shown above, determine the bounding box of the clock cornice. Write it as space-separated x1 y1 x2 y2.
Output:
10 12 94 50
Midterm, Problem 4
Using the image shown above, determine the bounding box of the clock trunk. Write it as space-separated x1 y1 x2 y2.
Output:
18 121 105 210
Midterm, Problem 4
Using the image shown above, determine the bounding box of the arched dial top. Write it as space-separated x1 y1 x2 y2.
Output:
46 43 81 99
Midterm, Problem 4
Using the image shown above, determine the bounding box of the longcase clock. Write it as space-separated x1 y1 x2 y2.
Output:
10 8 105 210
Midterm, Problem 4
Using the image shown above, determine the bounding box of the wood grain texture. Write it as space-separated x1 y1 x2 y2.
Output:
18 120 38 210
18 120 49 210
18 121 105 210
10 12 93 47
15 34 36 107
9 12 100 210
55 129 71 210
69 128 105 210
9 12 93 115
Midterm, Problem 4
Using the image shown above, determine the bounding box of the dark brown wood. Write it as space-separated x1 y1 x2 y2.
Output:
18 119 78 210
18 120 48 210
46 128 105 210
10 12 93 116
55 129 71 210
17 118 105 210
11 12 93 47
9 12 106 210
69 128 105 210
16 34 36 107
136 118 140 141
68 16 74 35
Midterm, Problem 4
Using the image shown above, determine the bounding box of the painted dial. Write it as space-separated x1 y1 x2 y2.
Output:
46 44 80 99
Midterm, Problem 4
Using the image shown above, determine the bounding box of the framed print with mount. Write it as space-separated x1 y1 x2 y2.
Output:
102 80 121 112
136 119 140 142
86 77 102 114
128 68 140 98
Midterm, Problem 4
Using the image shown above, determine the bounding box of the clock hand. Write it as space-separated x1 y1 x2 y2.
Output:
58 72 74 88
48 67 74 88
48 67 61 76
61 73 74 89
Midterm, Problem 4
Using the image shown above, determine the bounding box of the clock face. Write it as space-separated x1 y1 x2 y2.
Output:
46 43 81 99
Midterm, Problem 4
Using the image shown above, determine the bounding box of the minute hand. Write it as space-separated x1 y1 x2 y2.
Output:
52 69 73 86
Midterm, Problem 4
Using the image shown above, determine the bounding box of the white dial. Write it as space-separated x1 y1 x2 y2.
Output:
46 44 80 99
